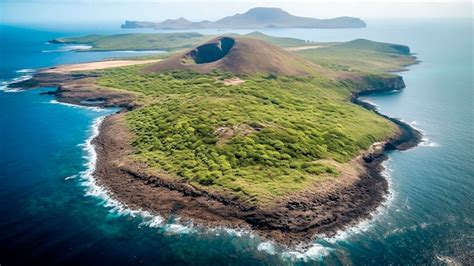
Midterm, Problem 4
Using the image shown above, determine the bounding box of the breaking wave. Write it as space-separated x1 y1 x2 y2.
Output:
420 137 440 147
0 71 35 93
42 44 93 53
320 159 397 243
49 100 105 112
64 175 77 180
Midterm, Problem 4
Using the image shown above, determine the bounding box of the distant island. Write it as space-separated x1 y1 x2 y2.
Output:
14 32 420 247
121 7 366 30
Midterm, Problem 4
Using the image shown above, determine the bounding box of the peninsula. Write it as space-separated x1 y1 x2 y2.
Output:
12 32 421 246
121 7 366 30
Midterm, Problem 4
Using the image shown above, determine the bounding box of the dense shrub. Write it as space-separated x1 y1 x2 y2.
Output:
97 67 396 203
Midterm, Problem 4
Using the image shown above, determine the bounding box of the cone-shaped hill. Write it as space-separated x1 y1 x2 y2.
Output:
144 36 321 76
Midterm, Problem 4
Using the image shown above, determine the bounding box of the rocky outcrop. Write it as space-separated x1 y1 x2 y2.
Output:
359 74 406 93
10 72 136 110
349 74 422 151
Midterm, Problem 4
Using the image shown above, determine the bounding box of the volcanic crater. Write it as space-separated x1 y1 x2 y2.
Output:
144 36 321 76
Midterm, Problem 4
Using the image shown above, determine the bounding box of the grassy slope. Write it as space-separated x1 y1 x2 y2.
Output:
296 39 415 74
242 31 328 48
54 32 211 52
88 37 415 204
52 32 325 52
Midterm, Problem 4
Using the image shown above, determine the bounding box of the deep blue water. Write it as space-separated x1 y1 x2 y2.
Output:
0 20 472 265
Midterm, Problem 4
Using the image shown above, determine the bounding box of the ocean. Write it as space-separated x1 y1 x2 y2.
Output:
0 19 472 265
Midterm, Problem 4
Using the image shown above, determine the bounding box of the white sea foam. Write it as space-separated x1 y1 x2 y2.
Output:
383 221 433 238
402 119 425 134
404 120 439 147
0 74 34 93
2 88 23 93
16 69 36 73
280 243 332 262
11 75 33 82
420 222 429 229
112 50 165 53
420 137 440 147
65 175 77 180
79 116 164 224
363 99 379 108
139 215 164 228
49 100 106 112
222 227 246 238
78 116 199 235
164 223 195 235
320 159 396 243
42 44 93 53
435 255 461 266
256 241 333 261
67 45 93 50
257 242 276 255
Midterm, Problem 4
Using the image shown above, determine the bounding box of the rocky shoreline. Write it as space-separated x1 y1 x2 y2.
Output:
91 80 421 247
13 68 421 247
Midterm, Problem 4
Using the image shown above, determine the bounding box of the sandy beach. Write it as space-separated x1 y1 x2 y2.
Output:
42 59 161 74
285 45 323 51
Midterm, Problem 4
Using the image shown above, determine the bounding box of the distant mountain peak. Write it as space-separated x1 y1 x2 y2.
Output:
163 17 191 23
232 7 292 21
176 17 191 22
245 7 288 14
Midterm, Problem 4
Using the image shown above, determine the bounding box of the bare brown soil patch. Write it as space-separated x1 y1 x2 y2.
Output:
223 77 245 86
145 36 327 76
214 124 256 145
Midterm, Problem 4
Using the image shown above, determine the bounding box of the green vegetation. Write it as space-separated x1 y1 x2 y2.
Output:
53 32 212 52
96 67 396 203
334 39 411 55
54 32 413 75
243 31 325 48
296 39 416 74
52 32 325 52
81 35 416 204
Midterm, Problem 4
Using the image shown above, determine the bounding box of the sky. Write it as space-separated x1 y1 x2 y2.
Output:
0 0 472 24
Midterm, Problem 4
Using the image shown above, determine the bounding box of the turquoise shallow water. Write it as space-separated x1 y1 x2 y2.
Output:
0 20 472 265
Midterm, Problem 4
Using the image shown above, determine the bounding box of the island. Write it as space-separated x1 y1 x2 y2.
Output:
12 32 421 247
121 7 366 30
